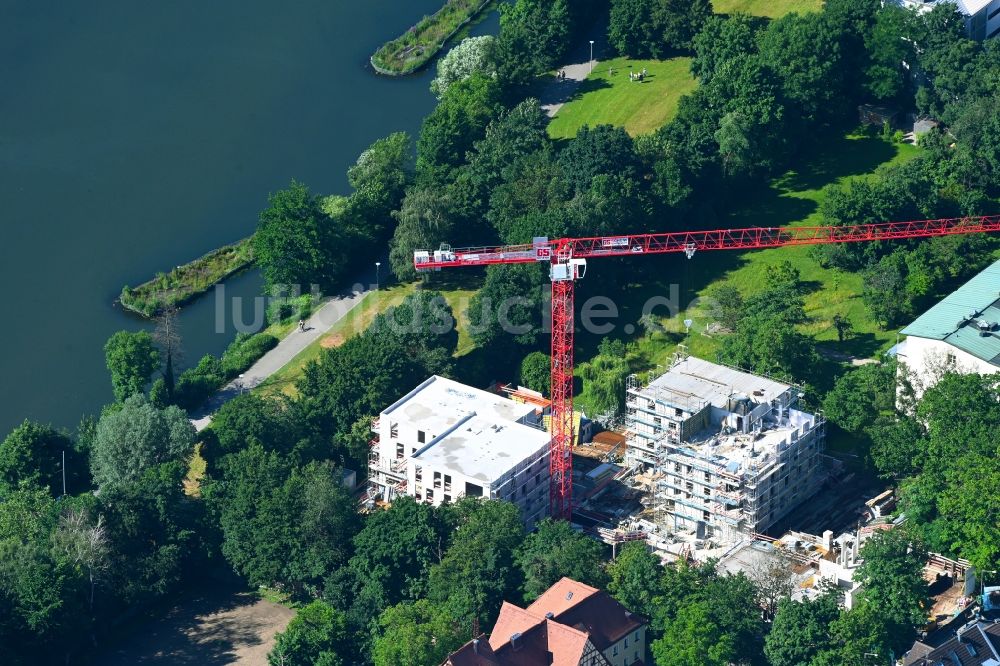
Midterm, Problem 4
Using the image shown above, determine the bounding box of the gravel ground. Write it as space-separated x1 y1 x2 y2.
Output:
95 585 294 666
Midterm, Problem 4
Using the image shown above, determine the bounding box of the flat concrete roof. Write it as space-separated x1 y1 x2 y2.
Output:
647 357 792 411
382 375 536 437
412 413 550 484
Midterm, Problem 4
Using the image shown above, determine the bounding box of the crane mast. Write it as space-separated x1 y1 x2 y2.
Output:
414 215 1000 520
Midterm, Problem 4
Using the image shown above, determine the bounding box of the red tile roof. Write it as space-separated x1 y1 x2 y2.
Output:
526 578 599 617
489 602 547 652
446 577 646 666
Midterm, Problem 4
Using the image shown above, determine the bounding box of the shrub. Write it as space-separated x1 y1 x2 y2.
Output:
220 333 279 377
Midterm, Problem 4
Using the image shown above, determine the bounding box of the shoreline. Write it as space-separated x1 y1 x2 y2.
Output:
371 0 492 76
118 237 255 318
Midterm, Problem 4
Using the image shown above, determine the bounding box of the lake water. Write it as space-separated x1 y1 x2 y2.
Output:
0 0 498 434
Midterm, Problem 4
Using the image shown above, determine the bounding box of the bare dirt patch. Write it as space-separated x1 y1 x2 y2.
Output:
320 333 345 348
95 583 294 665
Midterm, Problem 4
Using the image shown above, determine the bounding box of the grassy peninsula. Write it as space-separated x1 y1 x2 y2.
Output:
119 237 254 317
371 0 490 75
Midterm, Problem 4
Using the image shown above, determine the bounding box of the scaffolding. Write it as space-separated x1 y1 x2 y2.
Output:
622 357 826 547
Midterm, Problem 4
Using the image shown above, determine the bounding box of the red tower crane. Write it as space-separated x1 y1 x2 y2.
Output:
414 216 1000 520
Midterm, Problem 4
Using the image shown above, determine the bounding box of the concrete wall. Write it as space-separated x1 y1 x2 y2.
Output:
406 442 550 528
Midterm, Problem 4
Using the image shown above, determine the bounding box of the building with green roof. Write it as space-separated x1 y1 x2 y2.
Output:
894 259 1000 397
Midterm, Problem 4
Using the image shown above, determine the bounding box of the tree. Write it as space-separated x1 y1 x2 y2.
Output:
757 12 846 126
0 488 90 665
90 394 195 489
466 98 550 210
416 74 502 181
210 447 360 595
296 332 427 446
854 528 929 649
371 599 465 666
822 362 896 437
427 499 525 633
658 0 712 53
703 283 744 331
715 111 754 177
347 132 412 239
208 392 310 466
764 590 840 666
721 313 818 382
745 549 794 620
388 185 459 280
557 124 639 194
495 0 572 86
152 307 182 398
608 0 660 58
253 181 347 292
467 263 545 351
862 254 911 329
691 14 762 84
344 496 447 614
98 461 202 606
104 330 160 402
811 601 896 666
863 5 912 103
50 506 109 614
515 518 608 602
431 36 497 98
607 541 662 618
869 414 925 478
269 600 348 666
519 351 550 395
578 345 631 415
0 421 87 497
653 601 734 666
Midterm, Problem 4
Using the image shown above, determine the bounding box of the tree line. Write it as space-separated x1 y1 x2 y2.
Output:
5 0 1000 662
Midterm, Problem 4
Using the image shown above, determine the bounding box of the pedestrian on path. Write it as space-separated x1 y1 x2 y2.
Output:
298 319 305 332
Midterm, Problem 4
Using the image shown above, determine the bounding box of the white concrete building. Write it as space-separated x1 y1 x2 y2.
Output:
625 356 825 543
368 376 551 527
894 0 1000 40
893 259 1000 400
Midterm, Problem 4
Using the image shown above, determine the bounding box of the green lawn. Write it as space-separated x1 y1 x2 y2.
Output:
256 276 483 398
573 133 921 414
712 0 823 17
548 57 697 139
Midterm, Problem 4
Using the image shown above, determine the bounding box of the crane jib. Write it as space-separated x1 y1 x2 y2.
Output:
410 215 1000 521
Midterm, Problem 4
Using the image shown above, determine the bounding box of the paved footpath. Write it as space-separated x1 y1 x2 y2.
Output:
191 262 381 430
540 58 598 118
538 29 608 118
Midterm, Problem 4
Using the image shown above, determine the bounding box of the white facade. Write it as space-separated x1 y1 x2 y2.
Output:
894 335 1000 400
368 376 550 527
892 259 1000 401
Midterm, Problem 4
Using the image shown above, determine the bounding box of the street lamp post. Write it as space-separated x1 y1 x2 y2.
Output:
375 261 381 291
589 40 595 73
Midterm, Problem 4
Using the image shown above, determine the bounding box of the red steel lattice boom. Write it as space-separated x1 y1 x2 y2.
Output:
414 215 1000 520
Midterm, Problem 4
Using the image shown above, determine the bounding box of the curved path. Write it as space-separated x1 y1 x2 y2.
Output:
191 261 383 430
539 29 608 117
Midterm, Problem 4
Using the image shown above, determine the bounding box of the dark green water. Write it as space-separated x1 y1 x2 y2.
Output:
0 0 498 434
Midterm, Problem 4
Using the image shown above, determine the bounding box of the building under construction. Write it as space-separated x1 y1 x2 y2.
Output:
625 354 825 544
